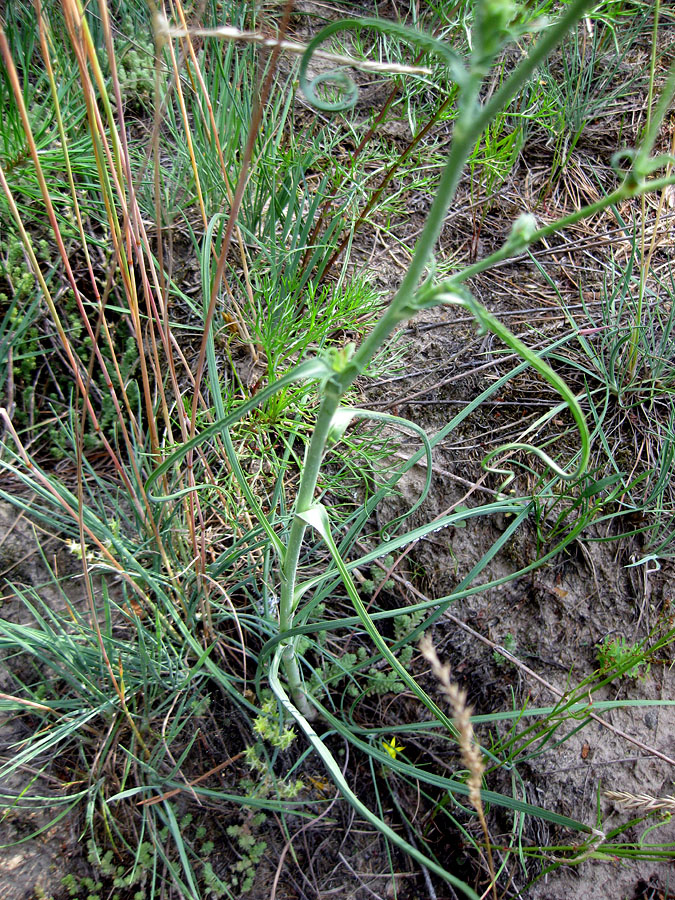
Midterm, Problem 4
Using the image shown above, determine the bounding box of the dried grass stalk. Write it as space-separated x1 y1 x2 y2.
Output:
420 637 484 808
420 636 496 900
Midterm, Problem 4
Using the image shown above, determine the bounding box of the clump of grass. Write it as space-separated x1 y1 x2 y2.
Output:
1 0 675 897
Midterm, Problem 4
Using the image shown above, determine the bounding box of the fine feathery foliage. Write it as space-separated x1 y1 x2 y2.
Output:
1 0 675 897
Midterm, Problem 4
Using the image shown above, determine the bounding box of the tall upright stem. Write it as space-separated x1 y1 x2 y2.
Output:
277 0 597 710
630 0 660 378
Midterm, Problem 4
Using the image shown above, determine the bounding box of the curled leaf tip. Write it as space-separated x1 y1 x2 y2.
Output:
298 18 468 113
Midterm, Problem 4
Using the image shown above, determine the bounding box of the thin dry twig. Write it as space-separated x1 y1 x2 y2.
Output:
155 18 432 76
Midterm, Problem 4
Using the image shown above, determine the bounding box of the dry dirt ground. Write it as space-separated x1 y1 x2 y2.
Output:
0 503 84 900
364 306 675 900
2 3 675 900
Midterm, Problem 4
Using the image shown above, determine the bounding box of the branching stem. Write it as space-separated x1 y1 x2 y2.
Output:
277 0 597 709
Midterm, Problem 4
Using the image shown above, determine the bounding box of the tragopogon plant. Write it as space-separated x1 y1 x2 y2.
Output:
269 3 674 892
277 0 675 708
4 0 675 896
279 1 592 716
145 3 675 894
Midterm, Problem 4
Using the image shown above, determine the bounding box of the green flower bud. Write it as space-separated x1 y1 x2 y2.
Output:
473 0 518 69
479 0 517 34
507 212 538 250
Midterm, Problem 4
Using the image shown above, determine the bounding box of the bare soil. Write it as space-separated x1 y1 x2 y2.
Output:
0 503 86 900
362 306 675 900
2 3 675 899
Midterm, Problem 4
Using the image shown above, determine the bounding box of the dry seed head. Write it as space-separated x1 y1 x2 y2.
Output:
606 790 675 813
420 636 484 810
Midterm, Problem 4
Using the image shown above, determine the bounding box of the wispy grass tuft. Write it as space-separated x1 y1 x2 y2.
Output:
1 0 675 896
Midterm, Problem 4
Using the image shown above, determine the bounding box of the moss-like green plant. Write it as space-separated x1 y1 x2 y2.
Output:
597 635 650 680
493 632 518 667
252 696 296 749
114 18 155 110
225 818 268 894
241 743 304 799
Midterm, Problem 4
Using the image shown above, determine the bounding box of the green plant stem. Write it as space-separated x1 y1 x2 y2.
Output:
269 649 481 900
449 171 675 288
630 0 661 377
279 383 342 715
277 0 596 710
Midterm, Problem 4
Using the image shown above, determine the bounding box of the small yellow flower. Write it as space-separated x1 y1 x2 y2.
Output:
382 737 405 759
